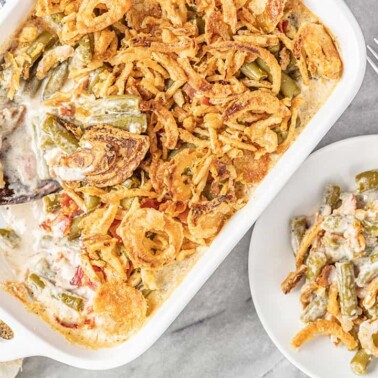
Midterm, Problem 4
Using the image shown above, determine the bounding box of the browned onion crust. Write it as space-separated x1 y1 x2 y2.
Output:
93 281 147 336
57 125 149 187
118 208 184 269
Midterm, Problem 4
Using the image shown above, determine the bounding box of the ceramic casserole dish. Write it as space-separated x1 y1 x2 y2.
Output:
0 0 366 370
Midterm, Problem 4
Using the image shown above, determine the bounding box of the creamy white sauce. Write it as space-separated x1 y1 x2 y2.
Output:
0 201 45 278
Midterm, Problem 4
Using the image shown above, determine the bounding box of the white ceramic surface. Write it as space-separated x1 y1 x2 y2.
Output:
249 136 378 378
0 0 366 370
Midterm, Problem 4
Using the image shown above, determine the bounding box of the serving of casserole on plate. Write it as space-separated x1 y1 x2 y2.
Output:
0 0 365 370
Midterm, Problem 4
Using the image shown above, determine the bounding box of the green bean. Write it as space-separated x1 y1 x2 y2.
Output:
350 349 371 375
336 261 358 319
306 251 327 281
194 16 205 35
43 61 69 100
320 184 341 215
88 67 106 94
41 115 79 153
273 127 288 145
84 195 101 212
256 58 271 74
43 194 61 213
26 31 58 66
356 263 378 287
121 198 134 210
77 35 93 65
268 44 281 54
356 170 378 192
29 273 46 289
255 58 300 98
40 135 55 150
122 176 141 189
168 143 196 160
24 64 43 97
300 288 327 323
240 62 268 81
0 228 20 249
85 114 147 133
290 216 307 255
203 183 216 201
92 95 140 114
60 293 84 311
50 12 64 25
280 72 301 99
67 215 85 241
362 220 378 238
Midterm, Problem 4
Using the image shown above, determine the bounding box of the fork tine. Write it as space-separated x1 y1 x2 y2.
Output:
367 56 378 75
375 38 378 46
367 45 378 61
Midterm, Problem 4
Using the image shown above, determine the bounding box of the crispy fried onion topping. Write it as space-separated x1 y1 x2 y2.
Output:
292 319 358 351
188 197 233 240
118 208 184 269
251 0 288 32
56 125 149 187
77 0 132 33
93 281 147 336
294 22 342 83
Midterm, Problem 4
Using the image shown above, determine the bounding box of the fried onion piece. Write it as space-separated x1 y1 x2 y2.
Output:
37 45 75 79
358 319 378 358
223 90 280 122
164 148 204 201
56 125 149 187
294 22 342 82
234 152 270 184
159 0 187 26
295 216 323 268
292 320 358 351
281 265 306 295
118 208 184 269
251 0 288 32
187 197 232 240
210 41 282 94
77 0 132 33
179 57 245 100
93 281 147 336
151 102 179 149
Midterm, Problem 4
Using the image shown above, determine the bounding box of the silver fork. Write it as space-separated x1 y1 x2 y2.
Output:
367 39 378 74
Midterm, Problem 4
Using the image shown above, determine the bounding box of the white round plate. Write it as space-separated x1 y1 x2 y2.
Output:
249 135 378 378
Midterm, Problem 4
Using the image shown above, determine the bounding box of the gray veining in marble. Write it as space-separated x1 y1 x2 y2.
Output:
9 1 378 377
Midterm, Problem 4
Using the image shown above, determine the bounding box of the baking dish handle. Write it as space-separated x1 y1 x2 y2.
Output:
0 307 45 361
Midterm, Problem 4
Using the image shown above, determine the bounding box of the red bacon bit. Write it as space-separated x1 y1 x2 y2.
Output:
201 97 210 106
60 105 74 118
141 198 160 210
60 193 81 217
40 213 72 235
83 318 96 329
70 266 84 287
86 280 98 291
55 316 79 329
40 221 52 233
278 20 289 33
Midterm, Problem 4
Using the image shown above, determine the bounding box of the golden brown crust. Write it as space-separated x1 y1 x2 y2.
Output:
93 282 147 336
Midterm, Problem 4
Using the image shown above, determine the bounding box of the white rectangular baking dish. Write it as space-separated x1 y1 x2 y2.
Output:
0 0 366 370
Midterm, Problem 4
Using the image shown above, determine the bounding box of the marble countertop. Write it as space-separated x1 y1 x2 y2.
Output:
14 1 378 377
